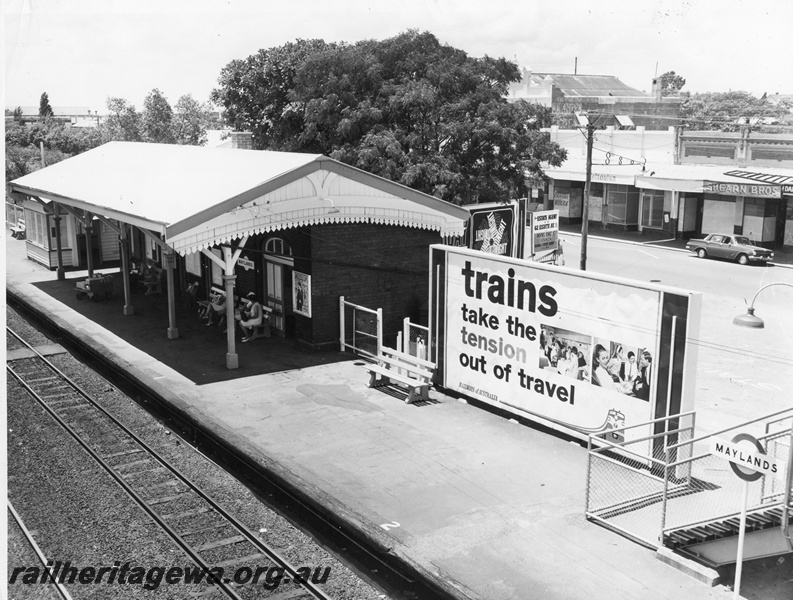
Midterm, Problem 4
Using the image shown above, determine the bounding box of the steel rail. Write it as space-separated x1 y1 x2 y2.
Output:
8 500 74 600
7 326 333 600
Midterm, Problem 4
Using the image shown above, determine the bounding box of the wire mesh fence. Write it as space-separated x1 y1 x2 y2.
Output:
586 408 793 550
400 318 429 360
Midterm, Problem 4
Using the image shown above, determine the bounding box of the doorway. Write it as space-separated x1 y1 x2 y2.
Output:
262 237 294 338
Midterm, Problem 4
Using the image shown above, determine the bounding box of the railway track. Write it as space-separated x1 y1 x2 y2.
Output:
7 325 335 600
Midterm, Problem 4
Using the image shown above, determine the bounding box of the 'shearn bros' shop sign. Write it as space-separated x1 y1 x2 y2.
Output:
703 181 781 198
430 246 702 457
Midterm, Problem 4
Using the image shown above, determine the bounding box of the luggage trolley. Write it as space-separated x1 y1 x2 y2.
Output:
75 274 114 301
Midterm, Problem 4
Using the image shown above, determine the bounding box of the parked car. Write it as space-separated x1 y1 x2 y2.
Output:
685 234 774 265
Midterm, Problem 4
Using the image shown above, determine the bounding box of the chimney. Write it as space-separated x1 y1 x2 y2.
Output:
651 78 662 101
230 131 253 150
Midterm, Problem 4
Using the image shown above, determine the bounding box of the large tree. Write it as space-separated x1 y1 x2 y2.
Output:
141 88 175 143
211 30 565 204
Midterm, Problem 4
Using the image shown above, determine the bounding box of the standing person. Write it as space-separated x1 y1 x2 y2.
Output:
632 351 652 400
237 292 263 342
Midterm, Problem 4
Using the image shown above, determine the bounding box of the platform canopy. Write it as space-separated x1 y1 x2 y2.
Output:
9 141 471 255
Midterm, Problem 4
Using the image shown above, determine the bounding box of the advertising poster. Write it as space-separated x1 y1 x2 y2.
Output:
431 246 700 456
467 203 518 257
292 271 311 318
554 188 583 219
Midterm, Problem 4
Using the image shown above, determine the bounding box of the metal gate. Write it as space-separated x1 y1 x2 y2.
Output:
339 296 382 359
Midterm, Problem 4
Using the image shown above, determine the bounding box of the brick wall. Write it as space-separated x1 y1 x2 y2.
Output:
304 223 439 350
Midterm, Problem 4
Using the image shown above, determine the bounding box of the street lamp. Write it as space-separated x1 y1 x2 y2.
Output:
733 282 793 328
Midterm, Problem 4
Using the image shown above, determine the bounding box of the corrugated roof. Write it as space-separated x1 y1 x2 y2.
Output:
530 73 647 98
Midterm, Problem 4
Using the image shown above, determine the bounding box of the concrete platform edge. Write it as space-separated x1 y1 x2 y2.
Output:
7 284 479 600
655 547 721 587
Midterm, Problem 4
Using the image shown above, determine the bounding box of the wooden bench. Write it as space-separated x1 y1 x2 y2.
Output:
365 347 436 404
10 218 26 239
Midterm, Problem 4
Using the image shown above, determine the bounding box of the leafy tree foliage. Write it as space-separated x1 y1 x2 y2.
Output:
39 92 54 119
172 94 214 145
141 88 175 143
5 118 103 180
680 91 793 131
101 97 143 142
658 71 686 96
211 30 566 204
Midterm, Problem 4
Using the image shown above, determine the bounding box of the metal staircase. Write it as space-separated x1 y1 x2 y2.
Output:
586 408 793 567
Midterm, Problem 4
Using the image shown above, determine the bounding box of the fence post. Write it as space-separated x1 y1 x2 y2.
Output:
660 446 671 542
339 296 345 352
376 307 383 356
584 435 593 514
403 317 410 354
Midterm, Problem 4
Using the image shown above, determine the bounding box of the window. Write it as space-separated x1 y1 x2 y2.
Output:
28 211 49 247
605 185 639 224
641 190 665 229
185 251 201 276
264 237 292 256
210 248 223 286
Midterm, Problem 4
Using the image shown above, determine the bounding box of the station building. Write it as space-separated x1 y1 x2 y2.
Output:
8 142 470 364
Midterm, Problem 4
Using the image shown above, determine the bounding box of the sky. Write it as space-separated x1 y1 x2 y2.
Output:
4 0 793 113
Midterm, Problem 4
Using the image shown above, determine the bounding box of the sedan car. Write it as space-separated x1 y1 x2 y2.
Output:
685 233 774 265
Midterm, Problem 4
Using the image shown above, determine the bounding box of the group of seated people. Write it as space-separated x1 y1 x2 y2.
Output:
198 288 269 342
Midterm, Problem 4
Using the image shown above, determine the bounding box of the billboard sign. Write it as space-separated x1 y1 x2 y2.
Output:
430 246 701 455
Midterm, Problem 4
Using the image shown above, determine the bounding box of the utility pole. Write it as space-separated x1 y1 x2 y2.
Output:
580 118 594 271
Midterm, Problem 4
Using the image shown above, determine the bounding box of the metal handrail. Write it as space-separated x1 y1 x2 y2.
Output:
667 406 793 452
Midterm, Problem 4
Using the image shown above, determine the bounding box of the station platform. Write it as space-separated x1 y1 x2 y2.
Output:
3 232 756 600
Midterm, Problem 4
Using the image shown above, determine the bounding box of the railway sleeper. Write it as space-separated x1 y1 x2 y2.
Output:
120 466 166 479
148 492 192 506
195 534 246 552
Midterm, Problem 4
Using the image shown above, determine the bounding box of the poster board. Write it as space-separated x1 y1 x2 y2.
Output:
466 201 524 258
292 271 311 318
430 246 701 459
528 210 559 255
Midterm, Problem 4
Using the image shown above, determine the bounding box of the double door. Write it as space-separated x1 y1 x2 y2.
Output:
263 259 288 337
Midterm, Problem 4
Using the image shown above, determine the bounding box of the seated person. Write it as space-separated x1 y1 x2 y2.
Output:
201 291 227 325
237 292 264 342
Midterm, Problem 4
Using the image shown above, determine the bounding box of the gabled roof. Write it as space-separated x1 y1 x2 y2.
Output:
530 73 647 98
9 142 470 254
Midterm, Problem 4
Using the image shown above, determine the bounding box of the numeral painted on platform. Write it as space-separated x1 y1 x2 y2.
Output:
380 521 400 531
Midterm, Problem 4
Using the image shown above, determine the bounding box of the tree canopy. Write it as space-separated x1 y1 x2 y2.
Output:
658 71 686 96
680 90 793 131
141 88 175 143
211 30 566 204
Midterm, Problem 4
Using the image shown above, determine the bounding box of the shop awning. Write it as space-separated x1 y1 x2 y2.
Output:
544 160 645 186
635 164 793 196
